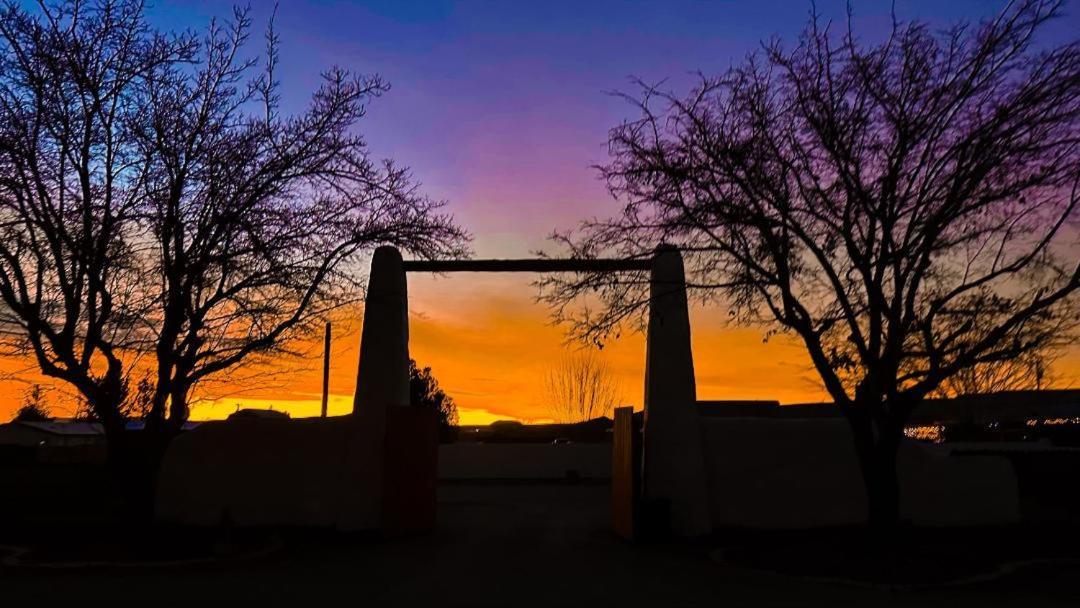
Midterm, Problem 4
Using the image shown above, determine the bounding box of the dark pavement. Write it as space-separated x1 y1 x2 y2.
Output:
4 483 1080 606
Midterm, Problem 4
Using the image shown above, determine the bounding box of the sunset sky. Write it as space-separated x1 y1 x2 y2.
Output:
1 0 1077 424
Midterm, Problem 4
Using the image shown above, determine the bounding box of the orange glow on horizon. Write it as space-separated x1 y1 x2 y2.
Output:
2 271 1078 423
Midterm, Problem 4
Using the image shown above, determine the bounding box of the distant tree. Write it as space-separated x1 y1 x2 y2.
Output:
73 397 96 422
14 385 50 421
73 375 154 422
409 359 459 440
127 376 155 420
934 348 1059 397
541 1 1080 531
543 351 621 423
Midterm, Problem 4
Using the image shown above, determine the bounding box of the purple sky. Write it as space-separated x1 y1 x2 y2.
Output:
148 0 1078 258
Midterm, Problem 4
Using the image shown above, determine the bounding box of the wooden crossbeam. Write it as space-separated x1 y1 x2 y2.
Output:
402 258 652 273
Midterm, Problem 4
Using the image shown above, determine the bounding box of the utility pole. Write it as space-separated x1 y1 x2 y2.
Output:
321 321 331 418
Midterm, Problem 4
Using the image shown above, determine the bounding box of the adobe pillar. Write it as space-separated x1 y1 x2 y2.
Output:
353 245 411 415
339 245 411 530
643 246 711 536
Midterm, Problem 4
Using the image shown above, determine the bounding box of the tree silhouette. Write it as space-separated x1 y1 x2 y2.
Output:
933 349 1058 397
134 7 466 445
0 1 467 493
409 359 459 441
543 351 621 423
541 0 1080 530
13 385 50 422
0 0 178 457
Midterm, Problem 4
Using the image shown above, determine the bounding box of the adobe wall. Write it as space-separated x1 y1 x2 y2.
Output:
438 443 610 480
155 409 437 531
699 417 1020 529
155 417 359 527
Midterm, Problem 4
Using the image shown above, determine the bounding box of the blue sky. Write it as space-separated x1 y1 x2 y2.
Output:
143 1 1077 256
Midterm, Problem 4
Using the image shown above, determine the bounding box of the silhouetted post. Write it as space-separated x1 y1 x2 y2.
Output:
321 321 331 418
612 406 637 539
353 246 411 414
642 245 711 537
339 245 411 530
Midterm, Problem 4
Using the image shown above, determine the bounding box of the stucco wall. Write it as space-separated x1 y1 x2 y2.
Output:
155 417 367 527
438 443 611 480
700 417 1020 529
156 420 607 527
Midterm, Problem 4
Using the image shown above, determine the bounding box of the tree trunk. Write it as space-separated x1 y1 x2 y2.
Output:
100 423 147 521
166 382 190 435
100 409 173 522
863 438 900 531
115 376 189 521
847 409 903 537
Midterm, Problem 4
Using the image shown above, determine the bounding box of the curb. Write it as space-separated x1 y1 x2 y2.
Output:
709 549 1080 591
0 539 283 570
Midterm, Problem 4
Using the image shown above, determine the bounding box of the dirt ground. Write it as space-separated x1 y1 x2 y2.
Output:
3 482 1080 606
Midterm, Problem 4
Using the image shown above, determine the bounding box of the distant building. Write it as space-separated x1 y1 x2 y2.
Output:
0 419 201 464
456 416 614 443
226 408 291 421
702 390 1080 445
0 420 105 448
700 390 1080 424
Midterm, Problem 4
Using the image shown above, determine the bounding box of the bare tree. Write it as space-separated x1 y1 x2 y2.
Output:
543 351 621 423
133 7 467 445
72 373 154 421
0 0 190 458
0 1 467 497
14 384 50 421
541 0 1080 530
934 348 1060 396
